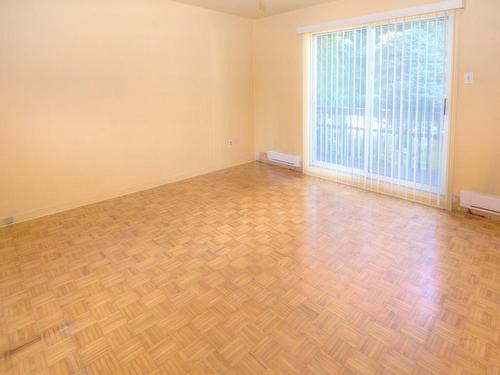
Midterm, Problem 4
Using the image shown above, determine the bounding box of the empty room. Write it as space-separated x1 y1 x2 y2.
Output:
1 0 500 373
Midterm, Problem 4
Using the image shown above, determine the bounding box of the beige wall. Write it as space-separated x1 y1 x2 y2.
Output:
253 0 500 199
1 0 499 223
0 0 254 222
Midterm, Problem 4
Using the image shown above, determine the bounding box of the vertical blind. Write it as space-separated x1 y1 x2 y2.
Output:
309 13 452 207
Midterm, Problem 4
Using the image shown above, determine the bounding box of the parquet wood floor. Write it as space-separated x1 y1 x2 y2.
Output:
1 162 500 374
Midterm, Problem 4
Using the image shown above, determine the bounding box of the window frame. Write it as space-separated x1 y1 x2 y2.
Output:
303 13 455 206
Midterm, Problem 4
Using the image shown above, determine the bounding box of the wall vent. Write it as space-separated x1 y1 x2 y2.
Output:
460 191 500 216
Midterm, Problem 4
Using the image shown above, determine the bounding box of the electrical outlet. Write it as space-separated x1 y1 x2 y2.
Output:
3 217 14 226
228 139 235 147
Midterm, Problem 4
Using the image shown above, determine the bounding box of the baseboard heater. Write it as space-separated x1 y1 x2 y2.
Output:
267 151 301 168
460 191 500 216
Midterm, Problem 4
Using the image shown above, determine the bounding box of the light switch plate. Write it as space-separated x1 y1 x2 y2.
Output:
464 72 474 84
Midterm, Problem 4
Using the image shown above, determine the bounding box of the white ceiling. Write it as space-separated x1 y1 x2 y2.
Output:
170 0 337 19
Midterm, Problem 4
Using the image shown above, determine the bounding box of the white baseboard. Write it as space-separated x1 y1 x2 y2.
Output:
0 159 254 228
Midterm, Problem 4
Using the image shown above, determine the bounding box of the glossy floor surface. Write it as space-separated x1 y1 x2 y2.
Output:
1 162 500 374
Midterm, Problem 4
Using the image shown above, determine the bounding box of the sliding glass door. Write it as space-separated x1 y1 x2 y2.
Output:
309 15 452 206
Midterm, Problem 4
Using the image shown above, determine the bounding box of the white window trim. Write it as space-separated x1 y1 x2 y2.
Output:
302 14 456 209
296 0 463 34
